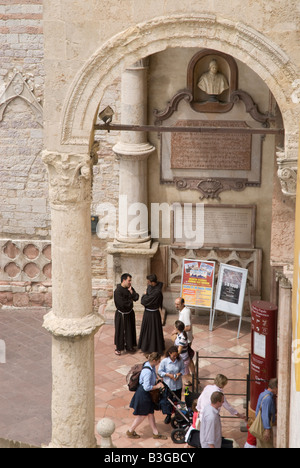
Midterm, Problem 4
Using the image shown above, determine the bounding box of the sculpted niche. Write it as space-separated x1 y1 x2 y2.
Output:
187 49 238 113
154 49 272 199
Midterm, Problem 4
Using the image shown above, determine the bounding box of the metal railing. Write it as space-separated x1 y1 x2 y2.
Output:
194 352 252 422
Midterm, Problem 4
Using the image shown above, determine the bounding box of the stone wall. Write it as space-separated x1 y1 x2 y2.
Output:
0 1 51 309
0 1 299 313
0 0 48 240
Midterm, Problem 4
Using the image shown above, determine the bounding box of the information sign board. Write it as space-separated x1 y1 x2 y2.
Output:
181 258 215 309
211 263 248 338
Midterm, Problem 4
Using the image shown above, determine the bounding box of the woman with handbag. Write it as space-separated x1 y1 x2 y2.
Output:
127 352 167 440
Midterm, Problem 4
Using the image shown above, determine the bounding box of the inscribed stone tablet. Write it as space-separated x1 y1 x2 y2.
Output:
171 120 252 171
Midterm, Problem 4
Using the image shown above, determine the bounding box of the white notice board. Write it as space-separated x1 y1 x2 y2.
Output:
210 263 248 338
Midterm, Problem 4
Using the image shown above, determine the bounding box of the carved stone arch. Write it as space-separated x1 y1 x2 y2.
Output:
60 14 299 159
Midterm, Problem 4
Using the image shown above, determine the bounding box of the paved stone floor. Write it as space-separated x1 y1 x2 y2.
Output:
0 307 251 448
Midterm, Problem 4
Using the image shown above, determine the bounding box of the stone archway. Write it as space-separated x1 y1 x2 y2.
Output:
61 14 299 157
43 14 299 448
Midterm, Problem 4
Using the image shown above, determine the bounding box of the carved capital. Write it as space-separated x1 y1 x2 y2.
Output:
42 151 93 207
276 149 297 198
276 271 293 289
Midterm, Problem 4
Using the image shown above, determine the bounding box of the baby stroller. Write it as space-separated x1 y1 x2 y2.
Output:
159 381 200 445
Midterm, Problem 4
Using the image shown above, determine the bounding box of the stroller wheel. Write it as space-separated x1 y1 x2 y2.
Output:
170 416 179 429
171 428 186 444
171 415 189 429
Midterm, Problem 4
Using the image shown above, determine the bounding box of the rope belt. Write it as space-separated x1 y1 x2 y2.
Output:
117 309 133 315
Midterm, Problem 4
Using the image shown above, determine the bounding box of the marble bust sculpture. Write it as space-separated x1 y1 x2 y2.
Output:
198 59 229 101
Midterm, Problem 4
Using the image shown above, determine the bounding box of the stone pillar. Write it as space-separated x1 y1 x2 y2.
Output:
42 151 104 448
277 271 293 448
107 59 158 302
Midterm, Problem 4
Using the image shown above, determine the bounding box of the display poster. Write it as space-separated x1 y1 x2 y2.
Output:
211 263 248 338
214 263 248 316
181 259 215 309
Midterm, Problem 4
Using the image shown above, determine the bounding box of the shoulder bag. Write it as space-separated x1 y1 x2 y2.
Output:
249 394 271 440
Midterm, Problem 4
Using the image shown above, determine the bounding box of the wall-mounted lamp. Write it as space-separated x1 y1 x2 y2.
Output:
98 106 114 124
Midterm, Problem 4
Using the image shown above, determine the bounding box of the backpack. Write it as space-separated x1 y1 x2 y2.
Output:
126 362 152 391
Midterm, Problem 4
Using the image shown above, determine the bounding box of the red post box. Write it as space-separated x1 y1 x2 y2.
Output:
250 300 278 412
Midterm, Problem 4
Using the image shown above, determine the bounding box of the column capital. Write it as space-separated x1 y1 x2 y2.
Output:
42 151 93 207
276 144 298 199
276 270 293 289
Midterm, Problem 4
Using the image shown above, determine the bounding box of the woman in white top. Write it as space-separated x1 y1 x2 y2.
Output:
196 374 245 422
174 320 190 379
174 297 195 378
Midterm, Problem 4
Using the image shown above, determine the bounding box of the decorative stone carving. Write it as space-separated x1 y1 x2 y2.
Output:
291 79 300 104
230 90 271 127
0 71 43 126
0 239 51 282
174 177 247 201
168 245 262 298
276 271 293 289
154 90 193 124
276 148 297 198
42 151 93 206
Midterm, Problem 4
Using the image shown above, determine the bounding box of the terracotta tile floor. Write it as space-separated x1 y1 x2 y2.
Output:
0 307 250 448
94 312 251 449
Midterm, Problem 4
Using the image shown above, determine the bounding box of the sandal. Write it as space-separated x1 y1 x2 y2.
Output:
126 430 140 439
153 433 167 440
115 350 121 356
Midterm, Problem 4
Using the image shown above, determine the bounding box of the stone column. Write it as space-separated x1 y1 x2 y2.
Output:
277 271 293 448
107 59 158 302
114 58 154 242
42 151 104 448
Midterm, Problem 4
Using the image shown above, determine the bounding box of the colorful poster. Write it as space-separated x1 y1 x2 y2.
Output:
181 259 215 308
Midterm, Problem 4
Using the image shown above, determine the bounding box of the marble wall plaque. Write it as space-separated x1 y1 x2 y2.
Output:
173 204 256 248
171 120 252 171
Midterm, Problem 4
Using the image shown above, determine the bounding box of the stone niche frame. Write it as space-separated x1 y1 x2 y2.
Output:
154 48 271 199
187 49 238 113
